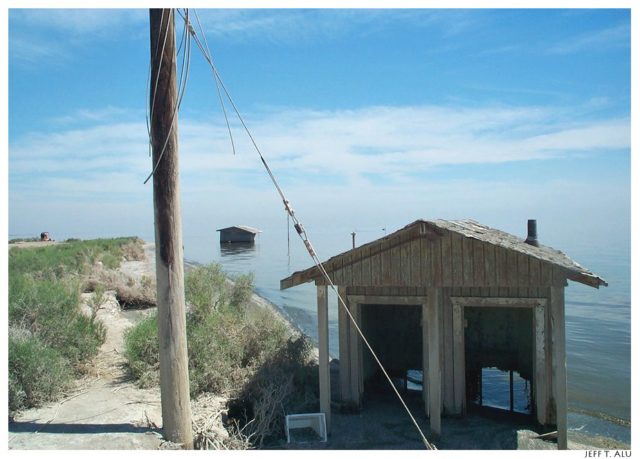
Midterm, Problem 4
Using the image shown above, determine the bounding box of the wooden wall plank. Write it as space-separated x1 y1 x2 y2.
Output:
352 252 362 286
371 249 382 285
518 253 529 287
473 239 485 286
441 234 453 286
462 237 474 287
495 247 508 288
410 238 422 286
432 238 443 287
400 241 411 287
506 250 519 287
451 233 463 286
361 246 372 286
540 261 552 287
483 243 496 287
381 248 391 284
342 252 353 287
529 257 541 287
388 245 400 285
421 236 432 286
331 256 344 286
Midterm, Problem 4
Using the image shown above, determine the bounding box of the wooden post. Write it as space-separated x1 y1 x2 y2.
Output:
338 286 351 402
452 303 464 415
509 370 514 412
149 8 193 448
534 304 547 424
550 284 568 449
427 288 441 437
317 285 331 432
349 301 362 406
422 302 429 418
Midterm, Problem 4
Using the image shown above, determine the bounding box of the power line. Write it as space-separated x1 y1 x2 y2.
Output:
178 9 436 450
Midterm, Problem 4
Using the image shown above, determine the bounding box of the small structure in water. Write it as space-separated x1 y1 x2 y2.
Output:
280 219 607 449
217 225 260 243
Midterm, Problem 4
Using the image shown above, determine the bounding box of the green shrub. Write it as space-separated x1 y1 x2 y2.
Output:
229 274 254 310
9 332 72 412
123 313 160 387
9 274 105 369
185 263 227 318
124 263 316 447
6 238 138 411
100 252 120 270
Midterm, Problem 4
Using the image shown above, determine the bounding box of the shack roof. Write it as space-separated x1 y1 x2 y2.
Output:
280 219 607 290
216 225 261 234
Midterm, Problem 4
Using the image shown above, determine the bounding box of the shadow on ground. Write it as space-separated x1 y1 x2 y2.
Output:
317 390 540 450
9 421 160 436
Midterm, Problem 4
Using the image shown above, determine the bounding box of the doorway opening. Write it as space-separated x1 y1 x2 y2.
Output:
359 303 422 397
464 307 534 416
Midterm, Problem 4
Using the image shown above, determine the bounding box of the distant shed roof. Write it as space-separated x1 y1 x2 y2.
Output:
216 225 261 234
281 219 607 290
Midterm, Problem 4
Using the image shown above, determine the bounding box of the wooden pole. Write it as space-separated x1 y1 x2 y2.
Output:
149 8 193 448
427 288 441 437
550 284 568 450
317 285 331 432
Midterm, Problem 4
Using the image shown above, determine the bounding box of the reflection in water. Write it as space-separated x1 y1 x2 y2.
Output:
220 242 256 257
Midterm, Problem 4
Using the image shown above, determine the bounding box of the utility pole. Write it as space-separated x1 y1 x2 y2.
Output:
149 8 193 448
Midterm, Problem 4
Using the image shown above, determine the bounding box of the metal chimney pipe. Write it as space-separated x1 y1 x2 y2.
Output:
525 219 539 247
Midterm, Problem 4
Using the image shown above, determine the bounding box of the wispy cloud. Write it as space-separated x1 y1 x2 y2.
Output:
50 106 145 126
10 9 147 37
9 35 68 64
193 9 482 44
547 23 630 55
9 102 629 203
9 9 147 64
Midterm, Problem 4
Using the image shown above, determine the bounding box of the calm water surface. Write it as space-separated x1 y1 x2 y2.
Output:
183 227 631 444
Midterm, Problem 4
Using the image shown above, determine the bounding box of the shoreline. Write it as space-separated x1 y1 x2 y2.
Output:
182 245 629 448
9 239 630 450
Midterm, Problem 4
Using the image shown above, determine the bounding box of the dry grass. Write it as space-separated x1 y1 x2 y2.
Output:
85 265 156 309
192 393 253 450
120 238 146 261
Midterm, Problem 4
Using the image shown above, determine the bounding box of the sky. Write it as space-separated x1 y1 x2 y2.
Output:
5 4 633 264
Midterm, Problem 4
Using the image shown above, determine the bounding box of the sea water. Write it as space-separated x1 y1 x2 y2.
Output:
183 226 631 445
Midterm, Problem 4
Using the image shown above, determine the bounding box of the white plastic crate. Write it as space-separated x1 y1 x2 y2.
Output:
285 412 327 443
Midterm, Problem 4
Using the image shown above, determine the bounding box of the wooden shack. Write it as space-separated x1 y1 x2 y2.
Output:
280 219 606 449
216 225 260 243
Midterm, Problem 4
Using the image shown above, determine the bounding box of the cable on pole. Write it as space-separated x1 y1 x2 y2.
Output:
183 9 436 450
145 8 192 185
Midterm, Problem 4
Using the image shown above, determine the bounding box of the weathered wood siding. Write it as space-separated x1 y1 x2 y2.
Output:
321 230 563 289
343 284 557 424
331 230 568 425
